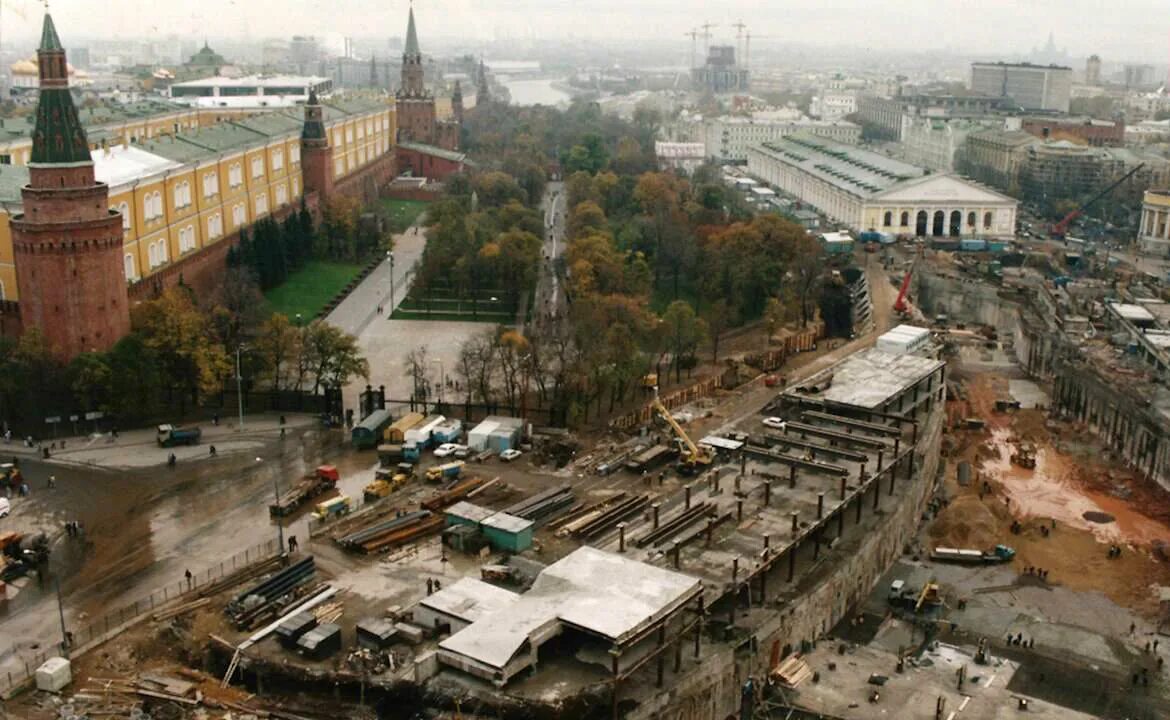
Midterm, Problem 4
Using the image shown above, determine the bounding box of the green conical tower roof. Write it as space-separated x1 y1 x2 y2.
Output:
404 6 420 57
40 13 62 51
30 13 91 166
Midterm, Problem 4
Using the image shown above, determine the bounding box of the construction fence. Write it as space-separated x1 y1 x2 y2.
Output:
0 537 281 697
743 323 825 372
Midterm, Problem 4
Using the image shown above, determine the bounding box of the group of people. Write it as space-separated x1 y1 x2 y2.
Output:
1023 566 1050 580
1006 632 1035 648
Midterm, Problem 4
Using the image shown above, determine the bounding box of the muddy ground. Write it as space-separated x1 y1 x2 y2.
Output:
931 371 1170 617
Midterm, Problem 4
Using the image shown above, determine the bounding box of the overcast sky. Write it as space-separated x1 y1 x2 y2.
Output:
11 0 1170 63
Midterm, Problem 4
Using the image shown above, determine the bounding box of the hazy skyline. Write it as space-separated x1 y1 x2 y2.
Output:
6 0 1170 65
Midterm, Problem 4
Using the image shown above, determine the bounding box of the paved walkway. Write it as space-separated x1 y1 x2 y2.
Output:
325 225 427 337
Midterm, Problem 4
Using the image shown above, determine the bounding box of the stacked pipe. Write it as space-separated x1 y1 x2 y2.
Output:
224 556 316 628
336 510 432 550
421 477 485 512
504 484 576 525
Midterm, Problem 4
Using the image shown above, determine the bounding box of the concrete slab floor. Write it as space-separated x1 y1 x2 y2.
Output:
788 637 1094 720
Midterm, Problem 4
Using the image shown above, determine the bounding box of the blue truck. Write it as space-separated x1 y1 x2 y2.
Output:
157 424 202 448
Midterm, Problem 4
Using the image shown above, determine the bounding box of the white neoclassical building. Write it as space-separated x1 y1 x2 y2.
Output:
745 134 1017 239
1139 189 1170 257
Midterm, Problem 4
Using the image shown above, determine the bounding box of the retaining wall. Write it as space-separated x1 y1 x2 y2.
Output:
629 405 944 720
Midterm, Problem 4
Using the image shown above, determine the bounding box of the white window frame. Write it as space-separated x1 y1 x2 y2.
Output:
255 193 268 216
290 145 300 164
272 148 284 171
229 163 243 188
118 202 130 230
251 156 264 179
124 253 135 281
233 203 245 227
276 185 287 206
203 171 218 198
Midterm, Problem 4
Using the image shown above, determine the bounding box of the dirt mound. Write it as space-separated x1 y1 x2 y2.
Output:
1012 409 1050 443
929 495 1008 549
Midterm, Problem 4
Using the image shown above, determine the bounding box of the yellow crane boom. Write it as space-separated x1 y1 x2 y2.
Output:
651 388 712 474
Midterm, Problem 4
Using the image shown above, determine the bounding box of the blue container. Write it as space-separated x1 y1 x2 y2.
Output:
987 241 1007 253
960 238 987 252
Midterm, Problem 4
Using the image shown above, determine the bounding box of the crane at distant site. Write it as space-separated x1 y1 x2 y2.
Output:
700 22 718 54
1049 163 1144 240
685 29 700 70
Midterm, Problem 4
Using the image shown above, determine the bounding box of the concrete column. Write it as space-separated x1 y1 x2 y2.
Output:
737 498 744 521
840 476 847 501
656 625 666 687
694 594 704 658
712 472 720 494
813 531 821 560
877 449 884 470
787 548 796 582
837 508 844 537
618 522 626 553
673 541 681 569
873 482 880 510
790 510 799 535
706 517 715 546
789 465 797 488
859 461 867 482
764 480 772 506
730 557 739 625
856 494 863 523
684 485 691 510
817 492 825 519
735 475 742 494
652 502 661 529
894 437 901 459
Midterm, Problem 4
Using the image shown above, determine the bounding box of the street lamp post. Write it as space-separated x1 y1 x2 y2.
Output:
235 344 248 431
260 456 285 553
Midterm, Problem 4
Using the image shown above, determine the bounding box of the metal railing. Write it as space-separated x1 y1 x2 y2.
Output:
0 537 281 696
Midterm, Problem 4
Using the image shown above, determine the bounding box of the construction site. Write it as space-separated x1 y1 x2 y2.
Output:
8 237 1170 719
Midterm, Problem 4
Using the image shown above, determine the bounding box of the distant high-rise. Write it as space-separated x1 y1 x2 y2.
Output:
970 62 1072 113
1085 55 1101 86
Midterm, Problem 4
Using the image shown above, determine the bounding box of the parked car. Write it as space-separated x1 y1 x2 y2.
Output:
433 443 460 458
453 445 472 460
500 449 523 462
762 417 786 430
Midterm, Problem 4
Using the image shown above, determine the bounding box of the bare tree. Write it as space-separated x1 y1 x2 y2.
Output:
404 346 432 401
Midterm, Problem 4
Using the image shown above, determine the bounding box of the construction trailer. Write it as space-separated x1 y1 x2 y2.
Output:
384 412 425 444
297 622 342 660
468 416 524 452
352 409 394 450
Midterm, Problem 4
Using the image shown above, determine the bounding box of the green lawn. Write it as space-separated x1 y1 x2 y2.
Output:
380 199 429 233
264 260 365 320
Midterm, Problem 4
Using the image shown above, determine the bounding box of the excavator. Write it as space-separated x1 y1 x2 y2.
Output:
893 257 917 318
650 388 713 476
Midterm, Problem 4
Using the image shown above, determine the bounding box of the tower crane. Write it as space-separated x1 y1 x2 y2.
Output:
700 22 717 55
650 387 713 476
732 21 747 66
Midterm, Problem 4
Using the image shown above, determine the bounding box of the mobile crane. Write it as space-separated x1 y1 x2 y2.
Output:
1050 164 1143 240
650 387 713 476
893 257 917 317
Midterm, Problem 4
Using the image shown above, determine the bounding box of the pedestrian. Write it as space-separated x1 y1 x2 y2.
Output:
288 535 298 553
426 578 433 595
209 445 217 456
47 475 55 489
1131 622 1137 635
185 569 193 589
213 412 219 426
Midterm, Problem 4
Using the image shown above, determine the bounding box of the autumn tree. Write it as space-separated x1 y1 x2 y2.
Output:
132 288 232 410
301 321 369 394
660 300 707 382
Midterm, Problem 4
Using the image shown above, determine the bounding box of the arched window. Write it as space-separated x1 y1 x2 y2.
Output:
900 211 909 227
252 156 264 178
949 210 962 237
882 211 892 227
124 253 135 280
967 211 977 227
173 184 183 208
984 211 993 229
118 202 130 230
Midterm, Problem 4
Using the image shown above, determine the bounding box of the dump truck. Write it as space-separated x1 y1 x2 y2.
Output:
931 545 1015 564
425 461 464 483
364 464 414 502
312 495 352 522
157 424 202 447
269 465 340 516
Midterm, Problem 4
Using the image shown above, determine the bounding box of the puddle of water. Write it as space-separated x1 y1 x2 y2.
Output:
980 429 1170 546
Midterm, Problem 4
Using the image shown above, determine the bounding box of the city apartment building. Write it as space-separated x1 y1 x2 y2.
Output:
970 62 1072 112
703 116 860 162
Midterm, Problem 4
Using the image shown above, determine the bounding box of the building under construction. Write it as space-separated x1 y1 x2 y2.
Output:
692 45 750 94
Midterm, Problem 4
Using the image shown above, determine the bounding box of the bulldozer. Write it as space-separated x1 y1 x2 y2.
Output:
1011 442 1036 469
